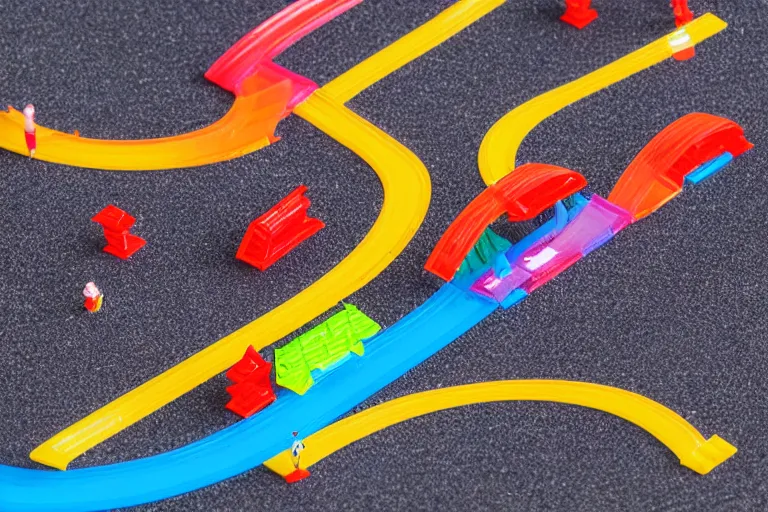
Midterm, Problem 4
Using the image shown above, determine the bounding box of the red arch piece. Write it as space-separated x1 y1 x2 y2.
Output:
425 163 587 282
206 0 362 94
608 113 753 220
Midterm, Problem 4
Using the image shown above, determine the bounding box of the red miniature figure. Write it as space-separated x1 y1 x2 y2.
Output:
236 185 324 271
560 0 598 29
284 431 311 483
225 346 277 418
91 205 146 259
83 282 103 313
22 104 36 157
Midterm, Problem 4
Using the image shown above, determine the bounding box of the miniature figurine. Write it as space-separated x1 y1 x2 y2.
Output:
285 431 311 483
22 104 36 157
83 282 103 313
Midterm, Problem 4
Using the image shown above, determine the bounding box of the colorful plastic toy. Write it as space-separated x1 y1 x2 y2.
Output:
275 304 380 395
560 0 598 29
27 5 727 478
608 112 753 219
236 185 325 271
91 205 146 259
425 163 587 282
264 380 737 478
22 104 36 157
82 282 103 313
32 0 504 469
225 346 276 418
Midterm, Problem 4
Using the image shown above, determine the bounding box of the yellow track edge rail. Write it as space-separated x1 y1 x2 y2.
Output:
478 13 728 185
264 380 737 477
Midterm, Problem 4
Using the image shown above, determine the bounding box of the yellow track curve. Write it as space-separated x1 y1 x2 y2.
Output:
478 13 728 185
264 380 737 477
31 0 504 470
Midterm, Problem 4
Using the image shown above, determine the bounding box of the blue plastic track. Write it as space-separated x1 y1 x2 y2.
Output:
0 284 498 512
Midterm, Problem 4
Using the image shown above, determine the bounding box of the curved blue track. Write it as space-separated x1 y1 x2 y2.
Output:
0 284 498 511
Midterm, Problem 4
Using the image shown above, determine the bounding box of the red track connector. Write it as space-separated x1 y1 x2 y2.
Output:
561 0 598 29
225 346 277 418
91 205 146 259
236 185 324 271
608 113 753 220
425 164 587 282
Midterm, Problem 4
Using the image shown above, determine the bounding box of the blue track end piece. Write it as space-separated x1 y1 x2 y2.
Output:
686 152 733 184
500 288 527 309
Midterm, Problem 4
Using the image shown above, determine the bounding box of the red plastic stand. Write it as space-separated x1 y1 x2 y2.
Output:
91 205 146 259
236 185 324 271
672 0 694 27
225 346 277 418
284 468 311 483
560 0 598 29
425 164 587 282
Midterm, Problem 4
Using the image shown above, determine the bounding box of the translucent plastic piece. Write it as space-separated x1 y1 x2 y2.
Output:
518 196 633 292
608 113 753 220
425 163 587 282
205 0 362 94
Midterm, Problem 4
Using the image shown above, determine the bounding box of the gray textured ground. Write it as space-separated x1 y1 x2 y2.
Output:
0 0 766 510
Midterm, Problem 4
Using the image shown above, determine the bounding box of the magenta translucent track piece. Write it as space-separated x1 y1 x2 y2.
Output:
471 196 633 302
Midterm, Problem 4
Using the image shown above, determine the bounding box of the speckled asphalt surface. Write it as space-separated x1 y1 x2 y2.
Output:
0 0 766 510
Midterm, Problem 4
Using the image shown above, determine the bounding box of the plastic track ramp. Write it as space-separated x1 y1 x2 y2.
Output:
31 0 503 470
478 13 727 185
0 0 362 170
425 163 587 282
608 112 753 219
264 380 737 477
205 0 363 94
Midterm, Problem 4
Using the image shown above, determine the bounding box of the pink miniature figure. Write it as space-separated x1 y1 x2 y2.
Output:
83 282 103 313
22 104 37 157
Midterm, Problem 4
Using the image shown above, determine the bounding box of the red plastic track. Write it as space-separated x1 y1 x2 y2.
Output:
425 163 587 282
608 113 753 220
206 0 362 94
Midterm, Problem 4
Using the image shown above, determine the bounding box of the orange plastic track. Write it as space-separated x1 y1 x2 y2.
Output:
608 113 753 219
425 163 587 281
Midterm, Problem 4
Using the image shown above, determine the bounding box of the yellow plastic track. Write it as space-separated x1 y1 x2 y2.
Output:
0 78 289 171
323 0 505 103
264 380 737 477
31 0 505 470
478 14 728 185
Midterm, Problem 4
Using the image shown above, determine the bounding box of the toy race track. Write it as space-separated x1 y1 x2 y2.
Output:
1 1 766 511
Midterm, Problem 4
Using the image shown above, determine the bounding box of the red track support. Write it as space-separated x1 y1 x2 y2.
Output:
424 164 587 282
91 205 146 259
608 113 753 220
560 0 598 29
225 346 277 418
236 185 325 271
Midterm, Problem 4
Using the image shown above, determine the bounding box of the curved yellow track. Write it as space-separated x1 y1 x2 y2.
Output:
264 380 737 477
478 14 728 185
31 0 504 470
0 76 289 171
